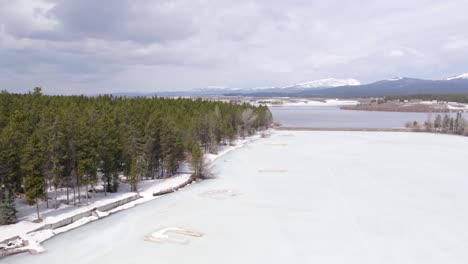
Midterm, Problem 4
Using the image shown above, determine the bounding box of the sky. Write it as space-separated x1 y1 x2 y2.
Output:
0 0 467 95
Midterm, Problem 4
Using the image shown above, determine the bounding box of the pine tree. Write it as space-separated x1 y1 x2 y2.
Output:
0 111 26 223
454 112 463 134
0 188 17 225
76 110 99 204
120 108 145 190
1 111 26 191
434 114 442 131
97 104 121 194
23 133 45 221
191 143 203 179
47 116 66 208
128 157 142 192
442 114 450 132
143 112 162 179
160 120 184 176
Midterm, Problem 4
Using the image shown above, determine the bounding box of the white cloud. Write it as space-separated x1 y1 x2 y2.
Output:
0 0 59 35
388 50 405 57
0 0 468 94
444 36 468 50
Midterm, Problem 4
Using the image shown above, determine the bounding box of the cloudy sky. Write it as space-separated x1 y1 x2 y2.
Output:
1 0 467 94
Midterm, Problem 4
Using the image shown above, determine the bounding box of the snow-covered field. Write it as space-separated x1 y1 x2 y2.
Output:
447 102 468 111
4 131 468 263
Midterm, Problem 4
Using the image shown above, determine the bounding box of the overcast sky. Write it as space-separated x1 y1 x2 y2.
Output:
1 0 467 94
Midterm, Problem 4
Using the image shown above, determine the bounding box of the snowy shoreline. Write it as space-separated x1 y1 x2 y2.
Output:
0 132 265 257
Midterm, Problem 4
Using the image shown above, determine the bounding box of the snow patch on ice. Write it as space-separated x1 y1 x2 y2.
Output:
144 227 204 244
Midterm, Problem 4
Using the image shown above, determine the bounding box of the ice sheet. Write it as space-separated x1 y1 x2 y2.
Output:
5 131 468 264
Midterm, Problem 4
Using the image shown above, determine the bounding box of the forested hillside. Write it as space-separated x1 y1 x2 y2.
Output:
0 88 272 224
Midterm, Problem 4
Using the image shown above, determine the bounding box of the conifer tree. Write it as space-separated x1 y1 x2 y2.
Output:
76 111 98 204
434 114 442 131
23 133 45 221
0 115 24 223
191 143 203 179
128 157 143 192
46 116 66 208
143 112 162 179
0 188 17 225
97 103 121 194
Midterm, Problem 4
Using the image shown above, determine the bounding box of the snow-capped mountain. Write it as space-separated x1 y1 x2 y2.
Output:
447 73 468 80
134 74 468 98
282 78 361 89
386 77 404 81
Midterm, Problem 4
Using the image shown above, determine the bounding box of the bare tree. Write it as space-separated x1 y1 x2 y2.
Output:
263 110 273 129
191 144 213 180
241 109 257 138
198 156 214 179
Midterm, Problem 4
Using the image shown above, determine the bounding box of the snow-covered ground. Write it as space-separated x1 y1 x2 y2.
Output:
264 99 358 107
411 100 468 111
0 133 262 253
447 102 468 111
4 130 468 263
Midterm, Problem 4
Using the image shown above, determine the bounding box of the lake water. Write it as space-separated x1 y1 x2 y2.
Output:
5 131 468 264
270 106 431 128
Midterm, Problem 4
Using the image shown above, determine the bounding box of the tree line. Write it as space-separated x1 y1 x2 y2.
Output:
386 94 468 104
406 113 468 136
0 88 272 224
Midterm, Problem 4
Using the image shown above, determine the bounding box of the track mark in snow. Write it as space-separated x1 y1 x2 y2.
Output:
266 143 288 146
144 227 203 245
258 169 288 173
199 189 241 200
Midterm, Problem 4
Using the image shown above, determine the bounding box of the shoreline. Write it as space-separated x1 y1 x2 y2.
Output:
274 126 467 137
0 132 265 258
340 105 449 113
275 126 410 132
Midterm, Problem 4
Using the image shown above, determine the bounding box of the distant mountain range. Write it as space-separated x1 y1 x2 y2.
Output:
114 74 468 98
281 78 361 89
292 75 468 98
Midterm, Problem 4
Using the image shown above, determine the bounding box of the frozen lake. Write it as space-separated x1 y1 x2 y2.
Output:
5 131 468 264
270 105 430 128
